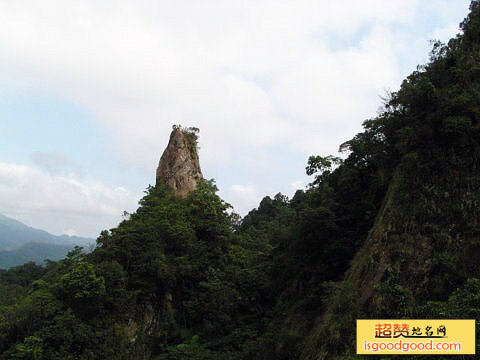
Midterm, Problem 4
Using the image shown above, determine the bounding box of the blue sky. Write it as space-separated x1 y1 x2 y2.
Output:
0 93 145 189
0 0 472 237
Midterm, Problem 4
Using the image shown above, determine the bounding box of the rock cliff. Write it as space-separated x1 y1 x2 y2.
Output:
156 126 203 196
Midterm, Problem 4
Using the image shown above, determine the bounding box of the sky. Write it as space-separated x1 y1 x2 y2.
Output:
0 0 472 238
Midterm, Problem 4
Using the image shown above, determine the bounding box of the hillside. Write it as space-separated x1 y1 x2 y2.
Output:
301 3 480 358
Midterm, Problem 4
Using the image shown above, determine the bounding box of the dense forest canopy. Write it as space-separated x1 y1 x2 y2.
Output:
1 1 480 359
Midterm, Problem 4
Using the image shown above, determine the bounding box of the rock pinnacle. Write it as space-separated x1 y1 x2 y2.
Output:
156 126 203 196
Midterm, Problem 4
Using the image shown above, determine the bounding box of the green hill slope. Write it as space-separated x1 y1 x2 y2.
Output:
301 2 480 358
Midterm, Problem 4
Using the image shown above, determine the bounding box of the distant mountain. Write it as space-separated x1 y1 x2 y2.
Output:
0 214 94 268
0 213 93 251
0 242 76 269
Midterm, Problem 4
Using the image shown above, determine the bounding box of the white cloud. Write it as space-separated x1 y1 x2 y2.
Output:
63 228 78 237
222 184 261 215
0 0 471 224
0 162 141 238
291 180 306 191
30 151 84 176
431 23 462 43
231 184 257 196
0 1 449 161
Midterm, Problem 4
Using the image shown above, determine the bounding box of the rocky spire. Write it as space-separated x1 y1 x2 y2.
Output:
156 125 203 196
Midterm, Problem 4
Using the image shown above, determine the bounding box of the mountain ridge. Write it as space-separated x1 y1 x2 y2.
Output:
0 213 93 251
0 213 94 268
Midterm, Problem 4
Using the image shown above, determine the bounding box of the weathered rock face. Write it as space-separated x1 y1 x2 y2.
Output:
156 127 203 196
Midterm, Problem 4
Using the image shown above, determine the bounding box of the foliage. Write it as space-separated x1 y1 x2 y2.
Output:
172 124 201 158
